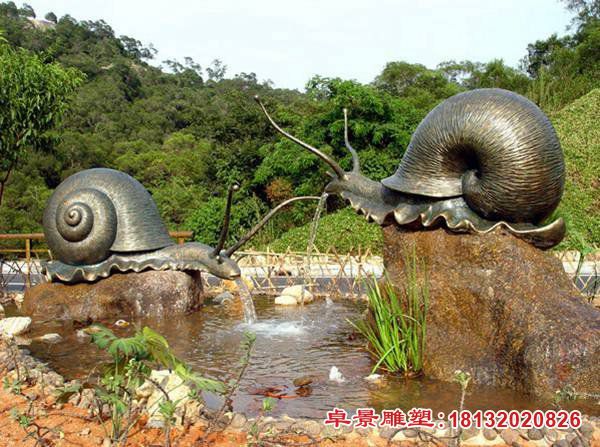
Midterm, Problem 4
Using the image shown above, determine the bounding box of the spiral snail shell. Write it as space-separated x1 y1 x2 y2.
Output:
42 168 319 283
255 88 566 248
44 168 173 265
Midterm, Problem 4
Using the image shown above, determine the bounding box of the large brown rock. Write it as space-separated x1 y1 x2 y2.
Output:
383 225 600 397
23 270 204 321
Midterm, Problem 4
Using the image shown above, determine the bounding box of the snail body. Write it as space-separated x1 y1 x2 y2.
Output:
43 168 318 283
255 88 566 248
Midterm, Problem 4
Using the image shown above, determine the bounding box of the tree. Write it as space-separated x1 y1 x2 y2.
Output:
373 61 461 111
438 59 530 94
206 59 227 82
0 44 83 206
44 12 57 23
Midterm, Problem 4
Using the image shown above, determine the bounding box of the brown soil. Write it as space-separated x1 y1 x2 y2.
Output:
0 375 387 446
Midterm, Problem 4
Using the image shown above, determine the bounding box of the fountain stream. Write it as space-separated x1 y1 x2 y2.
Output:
235 278 257 324
304 192 329 304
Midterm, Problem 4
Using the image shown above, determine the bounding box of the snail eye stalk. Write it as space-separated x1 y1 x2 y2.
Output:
254 95 346 178
343 108 360 173
212 183 239 258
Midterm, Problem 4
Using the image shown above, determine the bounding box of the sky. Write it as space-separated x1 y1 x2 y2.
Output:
24 0 572 90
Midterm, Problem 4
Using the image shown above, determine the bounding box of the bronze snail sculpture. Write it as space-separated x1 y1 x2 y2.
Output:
43 168 318 283
255 88 566 248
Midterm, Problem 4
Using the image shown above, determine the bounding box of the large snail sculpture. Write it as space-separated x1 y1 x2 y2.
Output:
255 88 566 248
43 168 318 283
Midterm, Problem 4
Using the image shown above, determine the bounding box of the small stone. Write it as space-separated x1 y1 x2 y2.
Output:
545 429 559 442
37 333 62 344
355 427 371 437
230 412 246 429
528 428 544 441
274 295 298 306
279 285 314 303
579 422 593 439
483 428 498 440
570 437 584 447
379 426 398 440
0 317 31 336
213 292 234 305
294 420 321 436
501 428 520 445
461 427 480 441
404 429 418 438
80 427 91 436
293 375 315 387
364 374 383 383
101 438 111 447
76 329 91 340
77 389 95 409
552 440 570 447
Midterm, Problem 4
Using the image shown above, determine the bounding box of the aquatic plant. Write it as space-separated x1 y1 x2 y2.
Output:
88 324 224 445
350 249 429 376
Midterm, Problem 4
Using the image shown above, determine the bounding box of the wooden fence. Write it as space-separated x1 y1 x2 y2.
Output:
0 233 597 299
0 231 192 288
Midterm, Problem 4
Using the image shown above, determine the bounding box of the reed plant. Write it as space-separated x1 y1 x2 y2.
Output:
350 248 429 376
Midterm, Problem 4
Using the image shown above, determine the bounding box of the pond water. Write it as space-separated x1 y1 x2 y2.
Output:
20 296 598 419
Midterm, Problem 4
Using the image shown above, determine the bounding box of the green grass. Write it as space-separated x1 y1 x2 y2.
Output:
349 249 429 376
256 207 383 254
550 89 600 253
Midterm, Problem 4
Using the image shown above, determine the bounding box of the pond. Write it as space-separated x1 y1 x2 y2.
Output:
20 296 598 419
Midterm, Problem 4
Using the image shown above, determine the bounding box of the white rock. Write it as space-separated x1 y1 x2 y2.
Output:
114 319 129 327
76 329 90 340
0 317 31 337
364 373 383 383
37 333 62 343
274 295 299 306
329 366 346 383
280 285 313 303
140 370 195 427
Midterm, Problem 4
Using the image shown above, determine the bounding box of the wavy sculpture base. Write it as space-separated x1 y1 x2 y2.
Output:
336 186 565 249
43 242 241 283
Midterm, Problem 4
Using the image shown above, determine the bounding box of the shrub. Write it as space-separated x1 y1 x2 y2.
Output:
260 207 383 254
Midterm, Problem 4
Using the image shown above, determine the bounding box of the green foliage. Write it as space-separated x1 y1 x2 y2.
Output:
262 207 383 254
438 59 530 94
185 194 265 247
373 61 463 111
0 43 82 205
550 89 600 252
88 324 223 442
349 250 429 375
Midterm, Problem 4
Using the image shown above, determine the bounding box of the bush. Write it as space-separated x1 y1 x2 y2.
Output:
550 89 600 252
259 207 383 254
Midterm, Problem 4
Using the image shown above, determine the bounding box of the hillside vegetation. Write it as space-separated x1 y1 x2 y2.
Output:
552 89 600 252
0 1 598 252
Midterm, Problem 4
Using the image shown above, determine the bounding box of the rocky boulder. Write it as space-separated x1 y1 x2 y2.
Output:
382 225 600 397
23 270 204 321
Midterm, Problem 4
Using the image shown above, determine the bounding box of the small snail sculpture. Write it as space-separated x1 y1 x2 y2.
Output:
43 168 318 283
255 88 566 248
